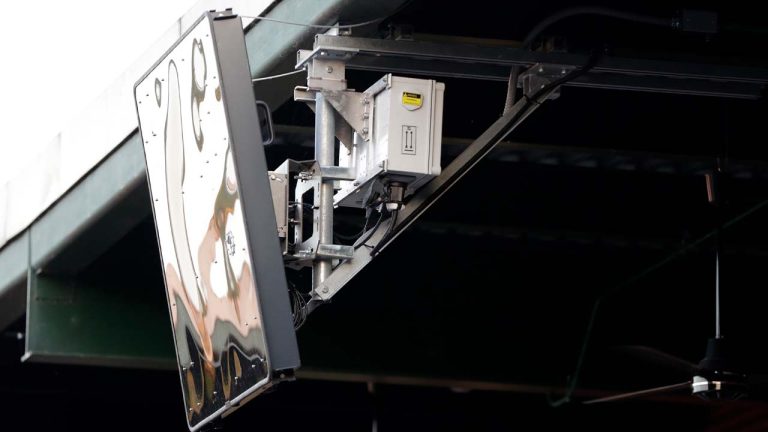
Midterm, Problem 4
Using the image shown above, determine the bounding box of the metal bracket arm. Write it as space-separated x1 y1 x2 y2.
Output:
310 91 552 303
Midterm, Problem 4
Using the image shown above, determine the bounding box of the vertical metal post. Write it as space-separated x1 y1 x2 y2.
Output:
314 93 335 287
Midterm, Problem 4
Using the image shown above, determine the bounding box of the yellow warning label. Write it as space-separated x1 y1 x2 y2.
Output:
401 92 423 109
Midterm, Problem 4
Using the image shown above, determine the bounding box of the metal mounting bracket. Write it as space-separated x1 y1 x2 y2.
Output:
519 63 576 100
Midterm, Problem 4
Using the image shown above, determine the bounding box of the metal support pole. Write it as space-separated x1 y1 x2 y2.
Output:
314 93 335 288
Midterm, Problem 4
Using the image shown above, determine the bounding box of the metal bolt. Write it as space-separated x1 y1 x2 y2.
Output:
362 98 369 105
270 174 276 180
362 127 369 134
321 286 329 294
538 66 544 73
326 66 333 73
353 181 360 186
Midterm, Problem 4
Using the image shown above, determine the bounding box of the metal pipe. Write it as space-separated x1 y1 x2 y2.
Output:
313 93 335 287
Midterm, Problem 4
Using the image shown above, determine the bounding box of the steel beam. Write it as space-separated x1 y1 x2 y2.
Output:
30 133 149 273
0 232 28 331
274 124 768 180
300 35 768 99
22 272 175 368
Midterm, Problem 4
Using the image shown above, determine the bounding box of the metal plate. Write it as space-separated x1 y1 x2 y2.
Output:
135 11 298 431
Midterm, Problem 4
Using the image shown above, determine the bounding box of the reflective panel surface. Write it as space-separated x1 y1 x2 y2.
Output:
135 14 270 431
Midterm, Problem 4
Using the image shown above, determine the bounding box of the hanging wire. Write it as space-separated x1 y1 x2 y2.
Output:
240 14 388 30
369 206 401 257
289 282 309 330
252 68 306 82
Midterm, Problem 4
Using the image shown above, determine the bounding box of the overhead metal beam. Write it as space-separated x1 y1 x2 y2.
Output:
300 35 768 99
274 125 768 180
0 232 28 331
22 272 175 369
30 133 148 274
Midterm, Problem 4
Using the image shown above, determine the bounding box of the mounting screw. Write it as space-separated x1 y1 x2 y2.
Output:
326 66 333 73
321 286 329 294
362 127 369 134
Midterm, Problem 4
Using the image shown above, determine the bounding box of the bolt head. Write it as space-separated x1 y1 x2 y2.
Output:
321 286 329 294
326 66 333 73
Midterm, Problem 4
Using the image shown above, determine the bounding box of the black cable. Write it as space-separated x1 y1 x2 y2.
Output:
505 7 676 114
354 210 385 249
522 7 676 49
335 209 375 241
369 208 399 257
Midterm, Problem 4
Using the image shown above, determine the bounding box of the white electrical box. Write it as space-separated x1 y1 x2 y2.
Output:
335 74 445 208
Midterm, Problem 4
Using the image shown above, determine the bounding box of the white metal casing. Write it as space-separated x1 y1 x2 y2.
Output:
335 74 444 208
